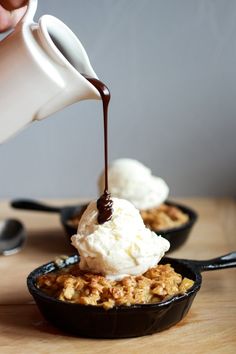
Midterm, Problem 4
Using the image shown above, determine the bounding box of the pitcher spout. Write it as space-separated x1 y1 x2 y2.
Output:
35 15 101 120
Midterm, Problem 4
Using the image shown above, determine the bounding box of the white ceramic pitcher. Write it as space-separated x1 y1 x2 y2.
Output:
0 0 101 143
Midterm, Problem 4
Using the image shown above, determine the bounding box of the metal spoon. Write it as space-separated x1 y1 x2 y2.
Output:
0 219 26 255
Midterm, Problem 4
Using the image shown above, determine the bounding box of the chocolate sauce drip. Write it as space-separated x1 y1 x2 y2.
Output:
82 75 113 224
96 190 113 224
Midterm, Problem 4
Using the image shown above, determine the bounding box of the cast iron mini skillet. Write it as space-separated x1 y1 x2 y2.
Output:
27 252 236 339
11 199 197 252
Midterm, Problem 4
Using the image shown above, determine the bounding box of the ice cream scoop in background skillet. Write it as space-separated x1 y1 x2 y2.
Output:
11 199 197 252
27 252 236 338
98 158 198 251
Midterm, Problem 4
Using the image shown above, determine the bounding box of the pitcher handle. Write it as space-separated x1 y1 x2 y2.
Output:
21 0 38 24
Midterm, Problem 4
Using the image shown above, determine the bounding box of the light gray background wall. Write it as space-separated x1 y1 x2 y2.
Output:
0 0 236 200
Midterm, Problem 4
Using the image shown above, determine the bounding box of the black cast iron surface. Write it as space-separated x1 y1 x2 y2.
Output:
27 252 236 338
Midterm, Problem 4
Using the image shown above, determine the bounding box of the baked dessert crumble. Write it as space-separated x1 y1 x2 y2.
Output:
37 263 194 310
141 204 189 231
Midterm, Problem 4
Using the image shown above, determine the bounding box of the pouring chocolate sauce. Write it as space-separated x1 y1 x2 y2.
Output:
83 75 113 224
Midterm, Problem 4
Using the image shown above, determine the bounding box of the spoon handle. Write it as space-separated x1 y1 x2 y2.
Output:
187 252 236 272
11 199 61 213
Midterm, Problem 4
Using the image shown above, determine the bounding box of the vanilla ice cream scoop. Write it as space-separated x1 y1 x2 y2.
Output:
98 159 169 210
71 198 170 280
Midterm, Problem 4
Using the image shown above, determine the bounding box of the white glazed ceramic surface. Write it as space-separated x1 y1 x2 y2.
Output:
0 0 101 143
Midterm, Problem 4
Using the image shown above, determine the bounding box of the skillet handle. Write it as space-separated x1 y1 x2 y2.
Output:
11 199 61 213
188 252 236 272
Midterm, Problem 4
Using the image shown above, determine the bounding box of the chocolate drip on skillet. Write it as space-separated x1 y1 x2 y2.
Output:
82 75 113 224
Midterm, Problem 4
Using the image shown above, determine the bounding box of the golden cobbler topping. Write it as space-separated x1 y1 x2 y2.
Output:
141 204 189 231
37 263 194 310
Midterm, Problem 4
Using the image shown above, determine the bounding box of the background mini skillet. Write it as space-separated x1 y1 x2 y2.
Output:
11 199 197 252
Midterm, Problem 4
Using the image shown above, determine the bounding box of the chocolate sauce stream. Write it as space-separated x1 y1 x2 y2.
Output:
83 75 113 224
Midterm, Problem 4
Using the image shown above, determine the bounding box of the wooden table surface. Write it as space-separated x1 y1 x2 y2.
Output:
0 198 235 354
